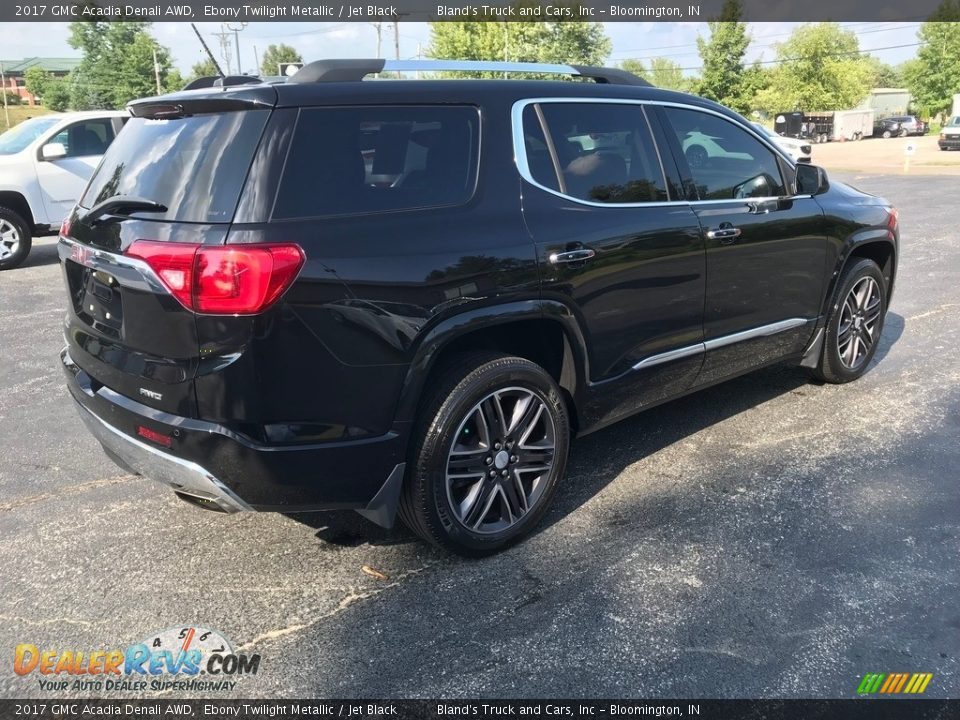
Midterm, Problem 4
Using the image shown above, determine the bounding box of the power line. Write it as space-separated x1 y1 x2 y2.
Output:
673 41 925 72
610 22 922 61
246 23 350 40
608 20 897 56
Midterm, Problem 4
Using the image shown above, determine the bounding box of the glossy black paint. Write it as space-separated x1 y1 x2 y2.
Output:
62 79 899 514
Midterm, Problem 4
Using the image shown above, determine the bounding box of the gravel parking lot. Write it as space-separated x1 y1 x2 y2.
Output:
813 134 960 175
1 172 958 699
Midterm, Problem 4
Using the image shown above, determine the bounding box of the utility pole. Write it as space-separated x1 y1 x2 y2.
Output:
226 22 248 74
393 21 400 61
212 25 233 74
253 45 260 76
502 22 509 78
370 22 383 59
0 62 10 130
152 48 162 95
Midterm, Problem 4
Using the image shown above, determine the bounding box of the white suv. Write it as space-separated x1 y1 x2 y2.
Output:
0 111 128 269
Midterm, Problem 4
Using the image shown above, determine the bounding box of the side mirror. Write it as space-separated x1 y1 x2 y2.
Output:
795 163 828 196
41 142 67 161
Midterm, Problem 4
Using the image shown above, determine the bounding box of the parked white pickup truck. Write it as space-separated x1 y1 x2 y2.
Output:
0 111 128 270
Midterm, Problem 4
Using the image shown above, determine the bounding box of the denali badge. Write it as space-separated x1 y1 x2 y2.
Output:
139 388 163 401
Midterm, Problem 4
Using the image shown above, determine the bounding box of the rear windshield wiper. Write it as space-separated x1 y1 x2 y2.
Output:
82 196 168 226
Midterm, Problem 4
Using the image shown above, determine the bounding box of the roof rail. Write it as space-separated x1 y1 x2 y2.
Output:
182 75 263 90
289 59 650 86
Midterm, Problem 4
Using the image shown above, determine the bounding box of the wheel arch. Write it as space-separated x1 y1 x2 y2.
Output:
394 300 590 436
0 191 35 229
823 231 897 317
848 238 896 297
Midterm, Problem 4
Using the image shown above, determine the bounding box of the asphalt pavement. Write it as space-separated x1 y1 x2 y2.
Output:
0 173 957 699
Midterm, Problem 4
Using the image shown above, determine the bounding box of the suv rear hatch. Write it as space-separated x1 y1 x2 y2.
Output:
60 88 276 417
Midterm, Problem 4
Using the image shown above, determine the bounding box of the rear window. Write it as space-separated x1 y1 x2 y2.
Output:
272 105 479 220
80 110 270 223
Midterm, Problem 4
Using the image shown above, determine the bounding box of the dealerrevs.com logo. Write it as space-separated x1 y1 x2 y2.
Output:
13 626 260 693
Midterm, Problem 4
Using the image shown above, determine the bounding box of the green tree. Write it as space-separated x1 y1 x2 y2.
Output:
24 67 52 102
68 21 175 109
622 57 690 92
903 1 960 116
165 69 185 93
44 80 72 112
864 57 904 89
696 0 751 111
428 15 610 75
754 23 873 113
260 44 303 76
189 58 221 81
24 68 73 110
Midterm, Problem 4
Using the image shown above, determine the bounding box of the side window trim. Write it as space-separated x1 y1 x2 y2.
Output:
645 104 691 202
532 103 568 196
517 99 670 207
512 96 801 208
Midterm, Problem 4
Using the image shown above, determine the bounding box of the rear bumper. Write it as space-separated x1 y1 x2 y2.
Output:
63 349 407 523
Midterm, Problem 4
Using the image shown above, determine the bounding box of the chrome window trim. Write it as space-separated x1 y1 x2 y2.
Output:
512 96 806 209
631 317 811 372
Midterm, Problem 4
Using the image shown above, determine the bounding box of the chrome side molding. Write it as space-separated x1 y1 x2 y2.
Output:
632 318 811 372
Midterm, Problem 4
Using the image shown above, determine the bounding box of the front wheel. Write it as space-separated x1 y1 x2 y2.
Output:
399 352 570 556
808 258 887 384
882 130 892 139
0 207 32 271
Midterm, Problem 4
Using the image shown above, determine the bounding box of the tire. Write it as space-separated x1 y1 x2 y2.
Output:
808 258 887 384
882 130 892 139
0 207 32 271
685 145 708 170
398 352 570 556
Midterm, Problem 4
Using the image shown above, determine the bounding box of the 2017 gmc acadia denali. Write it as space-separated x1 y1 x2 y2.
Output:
59 60 899 555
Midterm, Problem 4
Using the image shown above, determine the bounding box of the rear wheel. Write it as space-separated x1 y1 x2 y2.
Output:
0 207 31 271
399 352 570 556
808 258 887 384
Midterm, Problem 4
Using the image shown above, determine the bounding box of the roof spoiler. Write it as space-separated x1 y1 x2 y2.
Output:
182 75 264 90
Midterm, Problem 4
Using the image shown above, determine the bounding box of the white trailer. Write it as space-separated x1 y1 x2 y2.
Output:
952 93 960 118
831 109 875 141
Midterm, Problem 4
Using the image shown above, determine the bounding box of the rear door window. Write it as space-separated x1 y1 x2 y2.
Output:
80 110 270 223
272 105 479 220
521 102 669 204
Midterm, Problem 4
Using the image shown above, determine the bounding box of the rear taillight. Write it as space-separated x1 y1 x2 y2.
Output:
59 217 71 238
126 241 304 315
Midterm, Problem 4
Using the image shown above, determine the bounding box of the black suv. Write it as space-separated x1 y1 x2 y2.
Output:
60 59 899 555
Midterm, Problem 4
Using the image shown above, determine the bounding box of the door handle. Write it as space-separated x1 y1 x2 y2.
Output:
705 227 742 244
549 248 596 264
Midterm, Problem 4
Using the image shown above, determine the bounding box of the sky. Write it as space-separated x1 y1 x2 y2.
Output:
0 21 924 76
